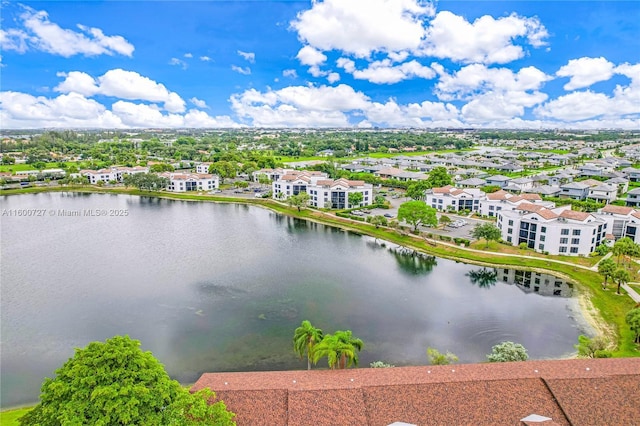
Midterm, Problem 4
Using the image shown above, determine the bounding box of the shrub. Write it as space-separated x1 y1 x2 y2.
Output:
369 361 395 368
519 242 528 250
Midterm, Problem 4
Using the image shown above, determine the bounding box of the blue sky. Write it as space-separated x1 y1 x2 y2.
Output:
1 0 638 129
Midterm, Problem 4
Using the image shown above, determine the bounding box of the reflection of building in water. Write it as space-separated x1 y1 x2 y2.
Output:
499 268 573 297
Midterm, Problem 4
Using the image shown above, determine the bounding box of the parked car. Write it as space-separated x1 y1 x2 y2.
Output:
384 213 394 218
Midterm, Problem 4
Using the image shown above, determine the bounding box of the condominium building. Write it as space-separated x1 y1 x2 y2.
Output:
81 166 149 184
272 171 372 209
478 190 554 217
160 172 219 192
497 204 607 255
425 185 484 213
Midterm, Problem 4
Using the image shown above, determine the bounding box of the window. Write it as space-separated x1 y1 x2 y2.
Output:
571 238 580 245
561 229 569 235
559 246 567 253
573 229 581 236
538 244 544 250
540 235 545 242
508 228 513 234
560 238 568 244
489 206 495 210
570 247 579 254
541 226 546 233
508 220 513 226
507 236 512 243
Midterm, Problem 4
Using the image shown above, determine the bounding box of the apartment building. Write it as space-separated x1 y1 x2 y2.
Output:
160 172 218 192
478 190 554 217
81 166 149 184
497 204 607 255
272 171 372 209
425 185 484 213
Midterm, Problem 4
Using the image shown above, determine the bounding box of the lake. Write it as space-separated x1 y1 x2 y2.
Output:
0 192 592 408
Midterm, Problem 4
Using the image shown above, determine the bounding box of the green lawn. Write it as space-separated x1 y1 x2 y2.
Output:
0 162 79 173
1 407 32 425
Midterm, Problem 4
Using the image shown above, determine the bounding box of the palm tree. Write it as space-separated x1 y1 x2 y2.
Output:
312 330 364 369
613 268 630 295
597 258 616 290
293 320 323 370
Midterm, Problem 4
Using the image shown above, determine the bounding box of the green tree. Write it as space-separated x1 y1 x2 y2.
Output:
369 215 388 229
397 201 437 232
209 161 237 183
293 320 324 370
486 341 528 362
425 166 452 189
625 308 640 344
427 347 458 365
149 163 175 173
613 268 630 295
471 223 502 248
288 192 310 212
312 330 364 370
612 237 635 265
574 334 612 358
19 336 234 426
406 180 429 200
348 191 364 208
439 214 451 227
597 258 616 290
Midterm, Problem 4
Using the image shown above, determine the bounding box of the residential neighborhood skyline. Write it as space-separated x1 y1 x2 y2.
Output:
1 1 638 129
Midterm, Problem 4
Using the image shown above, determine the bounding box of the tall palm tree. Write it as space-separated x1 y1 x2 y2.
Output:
293 320 323 370
312 330 364 369
597 258 616 290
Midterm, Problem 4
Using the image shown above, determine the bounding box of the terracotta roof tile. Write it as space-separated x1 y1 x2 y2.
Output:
433 185 453 194
192 359 640 426
601 205 634 215
559 210 591 221
487 190 510 200
520 193 542 201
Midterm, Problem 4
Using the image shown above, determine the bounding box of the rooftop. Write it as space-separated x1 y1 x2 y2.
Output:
192 358 640 426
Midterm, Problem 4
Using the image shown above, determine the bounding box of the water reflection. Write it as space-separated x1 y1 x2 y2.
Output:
499 268 573 297
390 247 437 276
466 267 498 289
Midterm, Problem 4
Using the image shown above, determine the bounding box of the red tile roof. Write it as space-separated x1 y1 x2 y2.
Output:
601 205 634 215
487 189 510 200
559 210 592 221
192 358 640 426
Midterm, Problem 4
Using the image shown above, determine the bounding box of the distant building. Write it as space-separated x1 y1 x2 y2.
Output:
160 172 219 192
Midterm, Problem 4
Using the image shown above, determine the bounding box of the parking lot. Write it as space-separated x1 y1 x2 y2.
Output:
359 190 484 240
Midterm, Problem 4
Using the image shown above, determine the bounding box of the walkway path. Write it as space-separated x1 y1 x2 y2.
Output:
621 283 640 303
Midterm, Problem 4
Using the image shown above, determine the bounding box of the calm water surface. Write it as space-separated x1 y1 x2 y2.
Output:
0 193 591 407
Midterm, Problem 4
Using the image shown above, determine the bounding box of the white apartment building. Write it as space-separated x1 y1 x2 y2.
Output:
497 204 607 256
253 168 294 183
272 171 373 209
308 178 373 209
479 190 554 217
425 185 484 213
81 166 149 184
196 163 213 174
160 172 219 192
596 204 640 240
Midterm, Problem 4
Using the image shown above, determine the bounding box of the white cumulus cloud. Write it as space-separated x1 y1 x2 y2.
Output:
190 98 208 109
420 11 548 64
3 7 134 57
291 0 433 58
55 69 186 113
338 58 435 84
556 57 616 90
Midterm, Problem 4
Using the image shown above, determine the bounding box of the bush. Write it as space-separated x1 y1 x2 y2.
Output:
453 238 471 246
519 242 528 250
487 341 529 362
439 235 452 242
370 361 395 368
